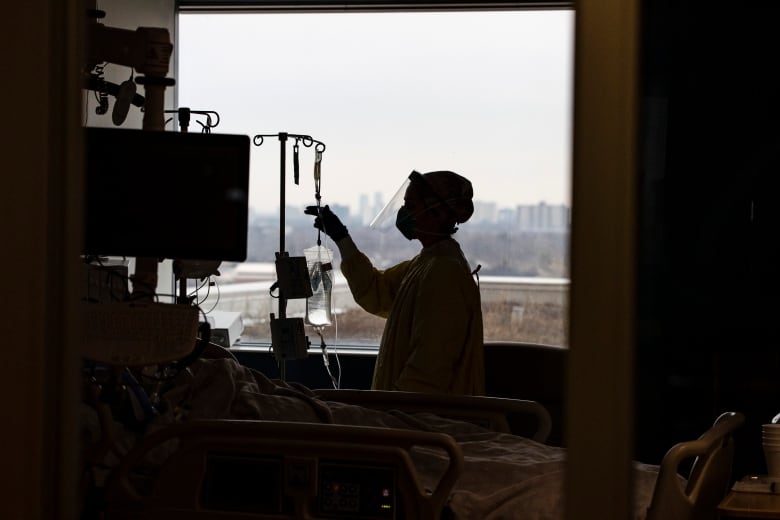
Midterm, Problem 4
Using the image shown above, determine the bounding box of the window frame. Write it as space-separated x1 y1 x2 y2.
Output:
177 0 572 14
174 0 574 350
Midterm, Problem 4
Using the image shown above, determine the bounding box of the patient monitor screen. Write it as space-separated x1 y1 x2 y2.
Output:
84 127 250 261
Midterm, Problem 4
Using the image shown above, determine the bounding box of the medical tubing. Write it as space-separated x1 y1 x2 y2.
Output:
317 328 340 389
121 368 157 422
173 320 211 372
317 274 343 389
333 298 342 389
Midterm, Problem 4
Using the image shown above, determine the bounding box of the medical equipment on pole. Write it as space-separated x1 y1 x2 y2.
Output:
304 147 335 328
253 132 329 380
85 5 175 301
163 107 225 305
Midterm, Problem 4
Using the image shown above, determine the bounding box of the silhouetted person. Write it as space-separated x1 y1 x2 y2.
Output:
306 170 484 395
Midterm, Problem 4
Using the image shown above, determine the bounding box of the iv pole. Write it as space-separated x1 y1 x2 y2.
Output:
253 132 326 381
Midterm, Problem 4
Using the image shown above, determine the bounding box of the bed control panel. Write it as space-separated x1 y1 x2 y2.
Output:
317 462 396 519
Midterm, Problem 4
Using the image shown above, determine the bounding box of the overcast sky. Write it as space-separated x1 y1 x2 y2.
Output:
177 10 574 214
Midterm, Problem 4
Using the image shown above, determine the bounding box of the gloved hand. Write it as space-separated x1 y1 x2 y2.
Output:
304 205 349 241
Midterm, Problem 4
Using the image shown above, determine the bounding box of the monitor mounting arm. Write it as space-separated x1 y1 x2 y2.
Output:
85 7 175 300
86 20 174 131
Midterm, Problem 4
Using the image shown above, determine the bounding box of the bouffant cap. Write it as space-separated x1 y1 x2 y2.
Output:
419 170 475 224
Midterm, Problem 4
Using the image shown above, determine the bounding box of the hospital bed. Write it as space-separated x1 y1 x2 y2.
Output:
82 348 742 520
97 407 744 520
96 380 553 520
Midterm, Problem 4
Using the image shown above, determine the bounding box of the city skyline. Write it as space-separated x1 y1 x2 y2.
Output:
250 195 571 232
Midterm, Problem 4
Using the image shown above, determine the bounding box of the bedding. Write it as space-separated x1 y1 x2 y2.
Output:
82 356 660 519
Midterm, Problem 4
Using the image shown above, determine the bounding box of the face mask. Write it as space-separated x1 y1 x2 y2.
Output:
395 206 416 240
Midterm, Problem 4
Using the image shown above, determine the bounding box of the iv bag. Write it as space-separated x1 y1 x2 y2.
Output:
304 245 334 327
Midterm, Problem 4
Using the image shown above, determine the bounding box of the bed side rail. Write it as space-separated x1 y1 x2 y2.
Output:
314 389 552 443
104 419 463 520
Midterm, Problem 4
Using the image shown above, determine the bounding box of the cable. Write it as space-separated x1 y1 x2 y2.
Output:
201 277 221 314
172 318 211 373
188 276 210 304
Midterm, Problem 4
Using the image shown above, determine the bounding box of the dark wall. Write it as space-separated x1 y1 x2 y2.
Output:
636 0 780 478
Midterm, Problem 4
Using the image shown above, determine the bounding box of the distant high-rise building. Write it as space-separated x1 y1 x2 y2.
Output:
356 192 386 224
472 200 498 223
516 202 570 232
497 208 515 227
368 192 384 224
358 193 370 224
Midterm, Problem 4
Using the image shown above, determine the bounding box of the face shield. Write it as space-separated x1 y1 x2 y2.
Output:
368 171 418 231
370 170 471 236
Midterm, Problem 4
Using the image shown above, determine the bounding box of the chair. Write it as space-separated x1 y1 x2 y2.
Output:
645 411 745 520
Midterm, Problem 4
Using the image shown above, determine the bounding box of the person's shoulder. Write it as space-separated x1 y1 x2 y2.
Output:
419 258 478 302
425 253 474 284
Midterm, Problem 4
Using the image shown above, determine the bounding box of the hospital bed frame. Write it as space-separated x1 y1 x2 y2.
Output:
104 419 462 520
101 392 551 520
99 392 742 520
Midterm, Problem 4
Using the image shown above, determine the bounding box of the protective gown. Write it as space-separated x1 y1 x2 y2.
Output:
338 236 484 395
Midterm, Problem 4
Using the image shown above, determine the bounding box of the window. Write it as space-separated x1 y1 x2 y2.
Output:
177 9 573 347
